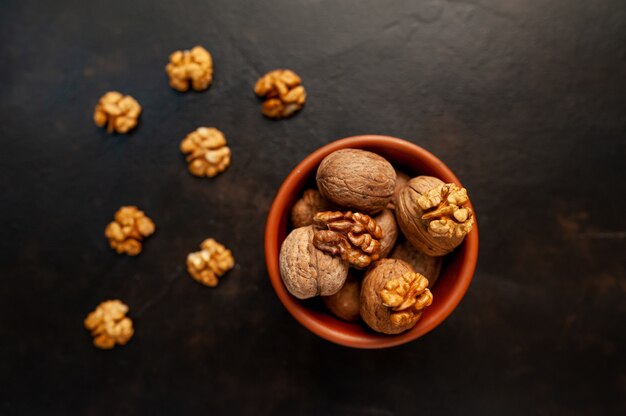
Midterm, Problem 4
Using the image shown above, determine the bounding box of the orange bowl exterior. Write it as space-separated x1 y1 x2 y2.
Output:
264 135 479 348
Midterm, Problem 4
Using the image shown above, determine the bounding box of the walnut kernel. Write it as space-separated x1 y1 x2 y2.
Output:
380 271 432 327
316 149 396 214
279 226 349 299
254 69 306 118
84 300 134 349
186 238 235 287
312 211 383 269
104 206 155 256
93 91 141 134
166 46 213 92
179 127 231 178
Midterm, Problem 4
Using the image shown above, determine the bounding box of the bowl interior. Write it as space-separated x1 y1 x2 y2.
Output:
265 135 478 348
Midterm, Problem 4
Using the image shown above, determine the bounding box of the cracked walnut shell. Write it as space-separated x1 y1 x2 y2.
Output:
84 300 134 349
180 127 231 178
93 91 141 133
397 176 474 256
312 211 383 269
316 149 396 214
186 238 235 287
280 226 348 299
254 69 306 118
166 46 213 92
360 259 432 334
104 206 155 256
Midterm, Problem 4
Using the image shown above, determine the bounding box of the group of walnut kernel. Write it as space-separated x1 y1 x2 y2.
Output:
92 46 305 185
280 148 474 335
93 205 235 349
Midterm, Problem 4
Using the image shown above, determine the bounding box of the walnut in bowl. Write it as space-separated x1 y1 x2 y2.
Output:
265 135 479 348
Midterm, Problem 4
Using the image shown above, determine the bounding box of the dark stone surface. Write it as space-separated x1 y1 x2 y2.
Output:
1 0 625 414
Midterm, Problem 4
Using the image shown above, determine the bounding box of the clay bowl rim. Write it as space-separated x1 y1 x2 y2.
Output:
264 135 479 349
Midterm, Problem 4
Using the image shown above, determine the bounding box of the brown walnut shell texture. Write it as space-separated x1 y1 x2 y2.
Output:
389 170 410 210
391 239 442 288
291 189 336 228
375 209 398 259
279 226 349 299
360 259 419 334
316 149 396 215
322 272 361 322
396 176 472 256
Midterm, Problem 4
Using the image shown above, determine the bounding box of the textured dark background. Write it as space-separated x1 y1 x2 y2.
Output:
1 0 625 414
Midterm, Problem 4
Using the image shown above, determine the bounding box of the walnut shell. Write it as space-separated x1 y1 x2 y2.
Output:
360 259 418 334
391 239 442 288
389 170 410 210
322 272 361 322
279 226 349 299
396 176 472 256
375 209 398 259
316 149 396 214
291 189 335 228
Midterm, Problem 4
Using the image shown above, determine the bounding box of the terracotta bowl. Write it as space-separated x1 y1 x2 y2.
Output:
264 135 479 348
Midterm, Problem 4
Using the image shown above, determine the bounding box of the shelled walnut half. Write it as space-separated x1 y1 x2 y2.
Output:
312 211 383 269
84 300 134 349
254 69 306 118
166 46 213 92
104 206 155 256
186 238 235 287
179 127 231 178
93 91 142 134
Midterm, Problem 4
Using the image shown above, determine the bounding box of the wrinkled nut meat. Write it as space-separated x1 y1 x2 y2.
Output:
104 206 155 256
280 226 348 299
397 176 474 256
254 69 306 118
84 300 134 349
291 189 336 228
322 272 362 322
179 127 231 178
313 211 383 269
186 238 235 287
316 149 396 214
391 239 442 288
166 46 213 92
380 271 433 327
360 259 432 334
375 209 398 259
93 91 141 133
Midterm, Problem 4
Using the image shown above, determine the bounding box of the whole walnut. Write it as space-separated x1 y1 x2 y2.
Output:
396 176 474 256
375 209 398 259
291 189 335 228
360 259 432 334
316 149 396 215
391 239 442 288
322 272 361 322
279 226 349 299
